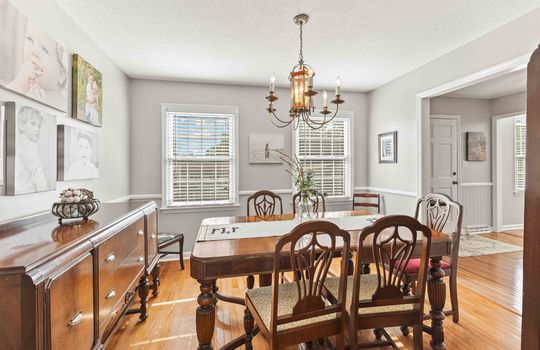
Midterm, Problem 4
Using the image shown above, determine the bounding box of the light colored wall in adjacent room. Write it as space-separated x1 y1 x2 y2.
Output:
367 8 540 215
0 0 130 222
129 79 369 252
490 91 526 116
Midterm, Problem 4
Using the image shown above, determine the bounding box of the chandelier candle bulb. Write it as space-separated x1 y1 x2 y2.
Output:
336 76 341 96
323 90 328 108
270 75 276 92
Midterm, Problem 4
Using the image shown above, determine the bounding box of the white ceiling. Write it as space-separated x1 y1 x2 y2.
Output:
443 69 527 99
57 0 540 91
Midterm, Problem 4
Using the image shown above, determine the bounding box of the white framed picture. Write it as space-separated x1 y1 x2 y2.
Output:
58 125 99 180
248 134 284 164
378 131 397 163
0 0 69 112
5 102 57 195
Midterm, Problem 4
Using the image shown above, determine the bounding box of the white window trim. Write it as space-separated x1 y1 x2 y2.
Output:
291 110 354 202
160 103 240 210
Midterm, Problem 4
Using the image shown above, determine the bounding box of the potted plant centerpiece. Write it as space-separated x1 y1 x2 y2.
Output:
274 150 317 221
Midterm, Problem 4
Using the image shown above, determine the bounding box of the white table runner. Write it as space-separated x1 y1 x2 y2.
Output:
198 214 383 241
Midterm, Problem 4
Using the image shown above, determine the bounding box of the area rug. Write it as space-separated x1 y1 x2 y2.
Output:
458 235 523 257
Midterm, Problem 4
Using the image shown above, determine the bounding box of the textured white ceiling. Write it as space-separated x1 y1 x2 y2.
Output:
57 0 540 91
443 69 526 99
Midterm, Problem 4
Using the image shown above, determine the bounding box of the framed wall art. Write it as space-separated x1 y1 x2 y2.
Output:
378 131 397 163
72 54 103 126
58 125 99 180
466 131 487 161
0 0 69 111
248 134 284 164
5 102 57 195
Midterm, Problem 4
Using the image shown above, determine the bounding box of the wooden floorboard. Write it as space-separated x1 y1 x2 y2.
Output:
108 232 522 349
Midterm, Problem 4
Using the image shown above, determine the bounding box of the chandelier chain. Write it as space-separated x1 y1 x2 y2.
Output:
298 22 303 63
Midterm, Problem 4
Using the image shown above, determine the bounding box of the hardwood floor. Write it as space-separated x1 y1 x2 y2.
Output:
108 232 523 349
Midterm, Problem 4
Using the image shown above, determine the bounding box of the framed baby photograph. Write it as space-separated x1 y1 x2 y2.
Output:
58 125 99 180
0 0 69 112
72 54 103 127
248 134 284 164
378 131 397 163
5 102 57 195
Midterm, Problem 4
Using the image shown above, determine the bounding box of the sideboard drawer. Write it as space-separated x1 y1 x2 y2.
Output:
145 210 158 266
99 243 145 326
47 253 94 350
98 217 144 281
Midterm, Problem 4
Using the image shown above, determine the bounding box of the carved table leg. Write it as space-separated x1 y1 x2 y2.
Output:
138 274 150 321
151 263 160 297
428 257 446 350
197 280 216 350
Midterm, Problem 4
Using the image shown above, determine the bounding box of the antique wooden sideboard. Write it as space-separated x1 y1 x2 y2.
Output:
0 201 159 350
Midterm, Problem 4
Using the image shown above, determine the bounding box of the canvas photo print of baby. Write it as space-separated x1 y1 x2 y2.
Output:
5 102 57 195
72 54 103 126
57 125 99 181
0 0 69 112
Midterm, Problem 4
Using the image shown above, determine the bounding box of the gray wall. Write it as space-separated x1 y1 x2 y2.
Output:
129 79 369 252
367 8 540 215
0 0 130 222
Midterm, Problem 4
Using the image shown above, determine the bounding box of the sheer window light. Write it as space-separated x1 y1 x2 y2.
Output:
514 117 526 193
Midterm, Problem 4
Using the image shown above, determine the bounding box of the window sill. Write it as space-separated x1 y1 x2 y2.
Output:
160 203 241 214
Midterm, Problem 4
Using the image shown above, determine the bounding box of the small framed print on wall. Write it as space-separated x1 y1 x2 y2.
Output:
466 131 487 161
378 131 397 163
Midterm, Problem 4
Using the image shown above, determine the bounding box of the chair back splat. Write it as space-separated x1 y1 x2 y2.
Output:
354 215 432 310
247 190 283 217
271 221 350 333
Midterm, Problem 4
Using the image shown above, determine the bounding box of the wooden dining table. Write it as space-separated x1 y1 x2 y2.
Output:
191 210 451 350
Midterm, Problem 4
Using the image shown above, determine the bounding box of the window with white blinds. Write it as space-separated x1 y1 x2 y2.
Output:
162 104 238 208
514 119 526 192
294 114 352 199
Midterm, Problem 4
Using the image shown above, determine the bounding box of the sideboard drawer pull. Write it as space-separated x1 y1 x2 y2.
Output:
105 253 116 263
67 311 83 327
137 230 144 236
105 289 116 300
137 256 144 263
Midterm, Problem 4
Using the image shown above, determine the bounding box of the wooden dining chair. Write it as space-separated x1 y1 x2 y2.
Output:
292 190 326 214
247 190 284 217
324 215 432 349
243 221 351 350
352 192 381 214
212 191 285 306
395 193 463 325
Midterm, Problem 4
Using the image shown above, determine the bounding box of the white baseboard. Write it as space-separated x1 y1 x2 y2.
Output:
159 251 191 262
465 225 493 234
501 224 524 231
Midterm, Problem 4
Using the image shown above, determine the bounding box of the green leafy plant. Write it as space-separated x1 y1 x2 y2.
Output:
273 149 315 195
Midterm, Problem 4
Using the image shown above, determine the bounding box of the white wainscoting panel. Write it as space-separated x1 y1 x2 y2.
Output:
460 183 493 233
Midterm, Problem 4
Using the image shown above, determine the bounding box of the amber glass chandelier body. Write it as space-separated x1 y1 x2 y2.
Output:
266 14 344 129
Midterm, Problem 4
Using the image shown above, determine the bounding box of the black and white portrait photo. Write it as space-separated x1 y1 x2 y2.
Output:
0 0 69 111
5 103 57 195
58 125 99 180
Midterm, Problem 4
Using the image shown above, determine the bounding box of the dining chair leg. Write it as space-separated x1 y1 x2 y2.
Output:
179 234 185 270
374 328 383 340
413 324 423 350
243 308 254 350
246 275 255 289
349 322 358 350
362 263 371 274
449 272 459 323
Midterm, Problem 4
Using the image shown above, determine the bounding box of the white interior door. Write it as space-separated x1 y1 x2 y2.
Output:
430 117 459 201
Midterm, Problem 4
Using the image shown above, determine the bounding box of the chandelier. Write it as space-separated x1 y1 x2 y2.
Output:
265 14 344 129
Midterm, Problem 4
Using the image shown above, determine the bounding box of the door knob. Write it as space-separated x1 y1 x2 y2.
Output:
452 181 458 185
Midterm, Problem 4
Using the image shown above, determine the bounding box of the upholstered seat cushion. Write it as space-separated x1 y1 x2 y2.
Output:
394 258 451 274
245 281 337 332
324 275 414 314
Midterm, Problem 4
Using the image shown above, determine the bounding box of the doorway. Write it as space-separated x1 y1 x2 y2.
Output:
430 115 460 200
